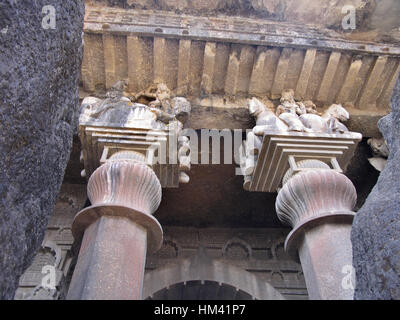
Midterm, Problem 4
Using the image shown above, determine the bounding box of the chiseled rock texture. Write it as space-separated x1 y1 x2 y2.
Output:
352 77 400 300
88 0 400 40
0 1 84 299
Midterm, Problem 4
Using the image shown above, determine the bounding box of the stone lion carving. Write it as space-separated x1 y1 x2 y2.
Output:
279 113 310 132
242 89 355 181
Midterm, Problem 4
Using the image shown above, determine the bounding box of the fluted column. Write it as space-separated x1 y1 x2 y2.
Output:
276 167 357 300
67 154 163 300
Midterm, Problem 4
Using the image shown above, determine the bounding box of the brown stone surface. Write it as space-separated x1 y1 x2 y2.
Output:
298 223 354 300
67 216 147 299
145 226 308 300
81 6 400 111
86 0 400 43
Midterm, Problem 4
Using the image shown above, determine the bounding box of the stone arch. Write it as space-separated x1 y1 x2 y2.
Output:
143 258 285 300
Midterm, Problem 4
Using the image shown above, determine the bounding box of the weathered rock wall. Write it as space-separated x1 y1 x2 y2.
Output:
352 77 400 299
87 0 400 40
0 1 84 299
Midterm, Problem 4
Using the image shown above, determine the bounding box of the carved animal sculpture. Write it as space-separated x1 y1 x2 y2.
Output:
279 113 309 132
367 138 389 172
248 98 288 136
303 100 319 115
299 104 350 134
322 104 349 133
368 137 389 158
299 113 329 133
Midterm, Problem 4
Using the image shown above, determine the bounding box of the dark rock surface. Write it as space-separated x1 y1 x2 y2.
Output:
352 77 400 299
0 1 84 299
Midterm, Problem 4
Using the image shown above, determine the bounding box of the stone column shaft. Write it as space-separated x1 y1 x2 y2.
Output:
276 168 356 300
67 155 163 300
67 216 147 300
298 222 353 300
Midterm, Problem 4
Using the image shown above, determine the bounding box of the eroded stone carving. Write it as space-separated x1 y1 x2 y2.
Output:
275 89 350 134
240 90 362 192
70 83 194 299
249 97 288 136
243 89 362 299
367 137 389 172
79 82 192 187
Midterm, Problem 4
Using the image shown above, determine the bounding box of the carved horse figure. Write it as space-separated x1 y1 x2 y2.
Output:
248 98 288 136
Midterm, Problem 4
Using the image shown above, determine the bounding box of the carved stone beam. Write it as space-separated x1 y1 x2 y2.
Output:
67 152 163 300
276 162 357 300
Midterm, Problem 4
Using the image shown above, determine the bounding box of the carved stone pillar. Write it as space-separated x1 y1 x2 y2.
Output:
241 96 362 300
276 167 357 300
69 85 192 299
67 153 163 300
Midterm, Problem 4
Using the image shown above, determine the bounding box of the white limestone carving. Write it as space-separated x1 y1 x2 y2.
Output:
79 83 192 187
368 137 389 157
273 89 350 134
240 90 362 192
248 98 288 136
279 113 309 132
367 137 389 172
322 104 350 133
299 113 329 133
